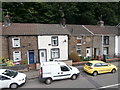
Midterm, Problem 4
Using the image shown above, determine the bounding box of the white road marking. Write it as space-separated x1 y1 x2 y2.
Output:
98 83 120 89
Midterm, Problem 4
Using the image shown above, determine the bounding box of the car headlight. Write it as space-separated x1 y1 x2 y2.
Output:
18 80 22 81
18 78 24 81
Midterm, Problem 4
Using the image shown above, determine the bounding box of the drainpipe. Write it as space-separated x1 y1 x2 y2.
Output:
101 34 104 58
7 36 10 59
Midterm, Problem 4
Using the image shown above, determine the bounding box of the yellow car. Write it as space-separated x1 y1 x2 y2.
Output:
83 60 117 76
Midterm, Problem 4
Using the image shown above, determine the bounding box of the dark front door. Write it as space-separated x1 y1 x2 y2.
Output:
28 51 34 64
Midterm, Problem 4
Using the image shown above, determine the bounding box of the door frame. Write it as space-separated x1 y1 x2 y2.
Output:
28 50 34 64
39 49 47 63
94 48 99 58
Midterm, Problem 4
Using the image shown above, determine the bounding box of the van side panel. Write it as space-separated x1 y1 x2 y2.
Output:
51 65 61 80
42 66 51 78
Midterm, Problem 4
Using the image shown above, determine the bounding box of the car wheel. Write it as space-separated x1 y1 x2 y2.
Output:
71 74 77 80
93 71 98 76
45 78 52 85
10 83 18 89
111 69 116 73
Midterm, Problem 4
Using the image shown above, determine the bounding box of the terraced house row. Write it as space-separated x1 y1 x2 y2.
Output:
0 21 120 67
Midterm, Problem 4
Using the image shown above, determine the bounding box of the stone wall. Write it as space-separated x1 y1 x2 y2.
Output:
7 36 38 64
69 35 93 57
0 65 29 72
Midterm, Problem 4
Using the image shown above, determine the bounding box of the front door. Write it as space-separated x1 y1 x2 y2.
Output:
28 50 34 64
39 49 47 63
86 47 91 57
94 48 99 58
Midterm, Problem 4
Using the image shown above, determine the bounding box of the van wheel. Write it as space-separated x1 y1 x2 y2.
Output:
92 71 98 76
10 83 18 89
111 69 116 73
45 78 52 85
71 74 77 80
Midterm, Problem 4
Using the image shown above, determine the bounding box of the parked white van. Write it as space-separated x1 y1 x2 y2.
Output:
39 62 80 84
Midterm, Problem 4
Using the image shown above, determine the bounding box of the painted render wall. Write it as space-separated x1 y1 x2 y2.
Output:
93 35 115 58
115 36 120 56
38 35 68 61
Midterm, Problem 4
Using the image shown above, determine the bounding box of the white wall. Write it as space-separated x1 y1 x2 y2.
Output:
38 35 68 61
115 36 120 56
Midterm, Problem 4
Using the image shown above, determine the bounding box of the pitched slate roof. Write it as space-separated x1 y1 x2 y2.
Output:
84 25 118 35
66 25 92 36
2 23 70 35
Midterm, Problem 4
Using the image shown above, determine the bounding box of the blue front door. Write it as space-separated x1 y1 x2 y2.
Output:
29 51 34 64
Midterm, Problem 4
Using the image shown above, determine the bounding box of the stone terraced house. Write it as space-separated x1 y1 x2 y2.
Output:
2 23 70 66
66 24 118 59
0 22 118 67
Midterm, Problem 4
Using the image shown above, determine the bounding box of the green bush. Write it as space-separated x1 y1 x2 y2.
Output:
6 60 14 66
0 57 7 63
0 57 14 66
84 56 91 61
80 56 84 61
21 60 28 65
69 52 80 62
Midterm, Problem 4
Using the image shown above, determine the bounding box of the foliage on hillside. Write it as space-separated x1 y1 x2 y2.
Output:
2 2 120 25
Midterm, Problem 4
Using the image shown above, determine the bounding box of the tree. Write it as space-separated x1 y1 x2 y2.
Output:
2 2 119 25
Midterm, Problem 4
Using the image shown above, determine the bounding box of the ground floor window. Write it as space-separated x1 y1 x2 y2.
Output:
13 51 21 62
76 48 82 56
51 48 60 59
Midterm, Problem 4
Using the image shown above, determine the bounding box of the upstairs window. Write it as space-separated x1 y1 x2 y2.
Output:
13 51 21 61
52 36 58 46
12 37 20 47
103 36 109 45
76 37 82 45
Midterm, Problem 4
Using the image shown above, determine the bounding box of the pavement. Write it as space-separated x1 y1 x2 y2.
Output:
24 69 39 80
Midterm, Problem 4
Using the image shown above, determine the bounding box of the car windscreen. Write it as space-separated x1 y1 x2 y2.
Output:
2 70 18 78
86 62 93 66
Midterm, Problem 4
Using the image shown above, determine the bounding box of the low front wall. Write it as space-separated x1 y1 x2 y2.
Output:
0 65 29 72
58 60 73 66
72 58 120 66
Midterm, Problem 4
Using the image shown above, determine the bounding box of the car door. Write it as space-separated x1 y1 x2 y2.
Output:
101 63 111 73
59 65 71 79
94 63 103 73
0 75 2 88
0 75 11 88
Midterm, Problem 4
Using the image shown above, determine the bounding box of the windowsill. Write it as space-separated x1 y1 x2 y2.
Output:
12 47 20 48
52 45 58 46
76 44 82 46
103 44 109 45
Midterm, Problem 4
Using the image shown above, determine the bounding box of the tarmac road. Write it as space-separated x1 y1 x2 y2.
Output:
21 62 120 89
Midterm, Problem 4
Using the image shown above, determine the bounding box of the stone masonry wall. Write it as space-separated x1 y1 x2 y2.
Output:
8 36 38 64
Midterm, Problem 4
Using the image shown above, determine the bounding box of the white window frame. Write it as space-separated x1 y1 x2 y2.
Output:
51 36 58 46
103 36 109 45
13 51 21 62
51 48 60 59
76 48 82 56
12 37 20 47
76 37 82 45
